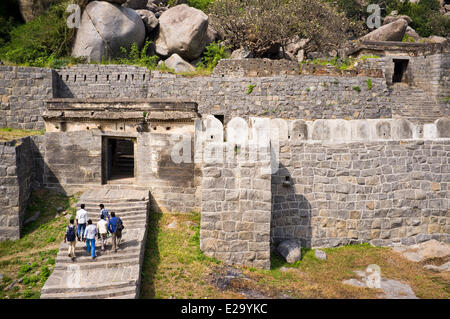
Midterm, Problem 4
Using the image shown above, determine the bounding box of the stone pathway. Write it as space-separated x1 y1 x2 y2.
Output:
40 187 149 299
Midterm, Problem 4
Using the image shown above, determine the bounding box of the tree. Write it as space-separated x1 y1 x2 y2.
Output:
207 0 363 58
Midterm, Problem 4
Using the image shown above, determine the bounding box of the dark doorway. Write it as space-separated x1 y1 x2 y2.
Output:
103 137 135 183
392 59 409 83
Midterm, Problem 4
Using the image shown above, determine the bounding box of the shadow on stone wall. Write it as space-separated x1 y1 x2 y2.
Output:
139 194 162 298
271 163 312 250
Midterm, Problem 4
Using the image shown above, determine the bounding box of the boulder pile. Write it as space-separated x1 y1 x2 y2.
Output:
72 1 216 66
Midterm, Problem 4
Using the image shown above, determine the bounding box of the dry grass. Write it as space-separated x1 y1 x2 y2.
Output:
140 213 450 299
0 128 44 143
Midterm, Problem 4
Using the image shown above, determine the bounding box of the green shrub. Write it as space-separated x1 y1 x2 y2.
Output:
353 86 361 92
22 275 40 285
196 41 230 71
366 78 372 90
0 1 75 66
247 84 256 94
208 0 359 57
18 264 33 277
115 41 159 69
168 0 213 11
40 266 51 283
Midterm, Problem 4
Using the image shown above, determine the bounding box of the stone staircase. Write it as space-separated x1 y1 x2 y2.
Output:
391 84 443 124
40 187 150 299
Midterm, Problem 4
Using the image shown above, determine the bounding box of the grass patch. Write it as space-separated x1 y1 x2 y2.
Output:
0 189 79 299
0 128 44 143
140 213 449 299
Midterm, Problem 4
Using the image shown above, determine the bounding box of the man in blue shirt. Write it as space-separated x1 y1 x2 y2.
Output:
99 204 110 221
107 212 123 253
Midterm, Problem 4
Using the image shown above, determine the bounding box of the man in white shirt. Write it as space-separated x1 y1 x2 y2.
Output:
97 215 109 251
76 204 88 241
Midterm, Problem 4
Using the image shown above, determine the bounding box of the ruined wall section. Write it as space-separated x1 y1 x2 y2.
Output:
0 137 36 240
0 66 53 130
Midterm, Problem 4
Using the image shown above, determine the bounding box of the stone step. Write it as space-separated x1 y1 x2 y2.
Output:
42 280 136 295
79 203 148 209
77 202 148 209
107 293 137 299
41 286 137 299
54 257 138 271
56 251 140 264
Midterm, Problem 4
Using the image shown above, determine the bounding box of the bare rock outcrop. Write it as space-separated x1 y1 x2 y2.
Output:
72 1 146 62
155 4 210 61
135 9 159 33
360 19 408 42
160 53 195 73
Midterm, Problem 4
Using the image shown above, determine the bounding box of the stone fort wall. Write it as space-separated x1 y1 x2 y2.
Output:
0 53 448 132
195 116 449 268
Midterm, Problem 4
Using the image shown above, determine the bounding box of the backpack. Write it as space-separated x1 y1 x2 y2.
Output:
116 218 124 233
66 225 76 242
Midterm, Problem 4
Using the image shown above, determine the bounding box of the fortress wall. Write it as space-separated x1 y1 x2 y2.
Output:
272 139 450 248
147 73 393 121
0 66 53 130
0 137 35 240
1 57 447 132
54 64 151 98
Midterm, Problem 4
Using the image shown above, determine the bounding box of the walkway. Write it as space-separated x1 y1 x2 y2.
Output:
40 187 149 299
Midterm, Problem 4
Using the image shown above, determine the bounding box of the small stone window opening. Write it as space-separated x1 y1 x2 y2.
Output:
392 59 409 83
84 75 87 81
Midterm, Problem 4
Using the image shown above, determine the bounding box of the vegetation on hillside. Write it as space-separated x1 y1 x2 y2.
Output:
329 0 449 37
0 0 448 67
0 0 76 67
207 0 362 58
0 190 79 299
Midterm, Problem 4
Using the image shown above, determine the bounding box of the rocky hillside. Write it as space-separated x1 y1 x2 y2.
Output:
0 0 448 68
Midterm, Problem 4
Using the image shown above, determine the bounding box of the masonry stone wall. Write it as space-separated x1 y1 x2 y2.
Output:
43 131 103 194
200 146 272 269
54 64 151 99
0 66 53 130
272 139 450 248
0 137 36 240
